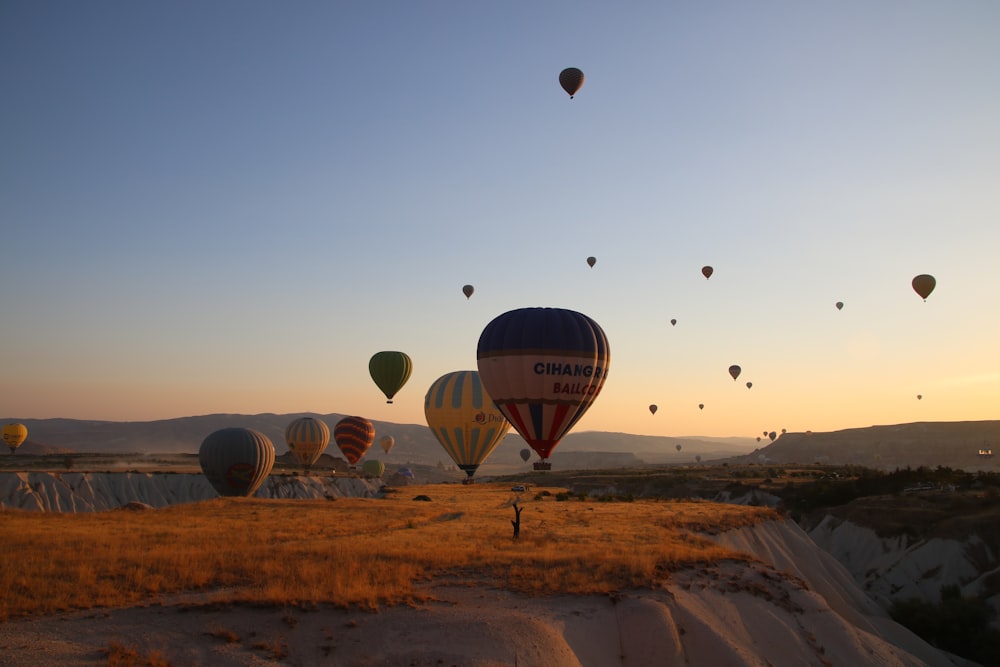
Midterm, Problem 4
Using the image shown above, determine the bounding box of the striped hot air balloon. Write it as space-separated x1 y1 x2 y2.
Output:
198 428 275 497
285 417 330 467
477 307 610 465
334 416 375 466
424 370 511 481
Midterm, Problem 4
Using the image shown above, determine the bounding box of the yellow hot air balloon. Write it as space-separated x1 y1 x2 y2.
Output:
379 435 395 454
425 370 511 482
285 417 330 468
2 423 28 454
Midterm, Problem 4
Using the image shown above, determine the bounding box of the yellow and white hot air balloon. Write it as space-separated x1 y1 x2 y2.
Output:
424 370 511 482
2 423 28 454
285 417 331 468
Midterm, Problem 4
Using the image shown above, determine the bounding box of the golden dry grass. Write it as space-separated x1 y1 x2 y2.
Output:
0 484 778 618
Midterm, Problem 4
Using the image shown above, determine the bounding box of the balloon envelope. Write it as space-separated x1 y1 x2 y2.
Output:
675 444 682 452
729 365 741 381
463 284 474 299
425 370 511 479
702 266 713 279
670 319 677 326
334 416 375 465
477 307 610 461
649 404 657 415
2 423 28 453
836 301 844 310
379 435 395 454
369 351 413 403
912 274 936 300
587 256 596 268
559 67 584 98
284 417 330 467
520 448 531 462
746 382 753 389
361 459 385 478
199 428 275 497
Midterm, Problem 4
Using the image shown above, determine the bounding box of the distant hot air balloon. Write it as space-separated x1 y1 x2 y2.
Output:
587 256 596 268
477 307 609 467
768 431 776 441
746 381 753 389
559 67 584 98
199 428 275 497
698 403 704 410
379 435 395 454
756 436 762 442
702 266 713 280
781 428 786 434
285 417 330 468
520 448 531 462
763 431 768 436
917 394 923 400
2 423 28 454
676 444 682 452
670 319 677 326
835 301 844 311
463 284 475 299
695 454 702 463
649 404 658 415
361 459 385 478
912 274 936 301
729 365 741 381
369 351 413 403
424 370 511 481
334 416 375 466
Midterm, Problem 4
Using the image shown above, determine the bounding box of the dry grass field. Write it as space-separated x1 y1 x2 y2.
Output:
0 484 778 619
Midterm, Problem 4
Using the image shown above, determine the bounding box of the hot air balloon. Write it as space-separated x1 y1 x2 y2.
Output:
746 382 753 390
729 365 741 381
477 307 609 468
835 301 844 310
463 284 474 299
334 416 375 466
695 454 702 463
369 351 413 403
199 428 275 497
284 417 330 468
781 428 786 434
559 67 584 98
425 370 511 482
917 394 923 400
587 256 596 268
2 423 27 454
649 404 658 415
361 459 385 478
756 436 762 442
698 403 704 410
676 444 682 452
670 319 677 326
912 274 936 301
702 266 713 280
768 431 776 441
379 435 395 454
520 448 531 462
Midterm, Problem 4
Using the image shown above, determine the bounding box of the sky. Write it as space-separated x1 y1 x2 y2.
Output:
2 1 999 439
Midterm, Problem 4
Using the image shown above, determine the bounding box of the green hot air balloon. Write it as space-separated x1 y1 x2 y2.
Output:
361 459 385 478
425 370 511 482
369 351 413 404
199 428 275 497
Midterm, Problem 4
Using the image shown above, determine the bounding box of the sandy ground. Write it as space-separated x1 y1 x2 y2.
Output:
0 562 950 667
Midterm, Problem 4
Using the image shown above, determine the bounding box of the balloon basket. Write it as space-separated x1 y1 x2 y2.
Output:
462 478 476 485
533 461 551 471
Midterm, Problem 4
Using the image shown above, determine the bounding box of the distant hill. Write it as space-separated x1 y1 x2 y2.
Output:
3 413 757 468
734 420 1000 471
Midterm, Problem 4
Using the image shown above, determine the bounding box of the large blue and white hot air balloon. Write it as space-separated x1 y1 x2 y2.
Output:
476 308 610 466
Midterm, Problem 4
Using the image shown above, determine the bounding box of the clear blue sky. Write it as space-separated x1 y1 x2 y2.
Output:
3 1 999 438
